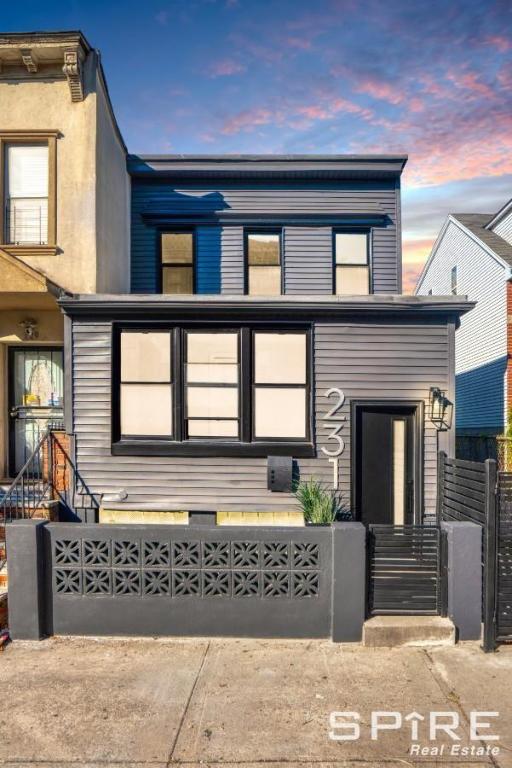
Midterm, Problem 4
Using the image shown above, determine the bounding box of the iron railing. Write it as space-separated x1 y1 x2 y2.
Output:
5 198 48 245
0 429 99 571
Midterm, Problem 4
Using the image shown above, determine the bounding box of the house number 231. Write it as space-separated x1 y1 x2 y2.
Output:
321 388 346 490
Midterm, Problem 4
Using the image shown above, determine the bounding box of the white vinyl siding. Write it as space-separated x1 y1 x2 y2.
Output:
416 219 508 431
5 143 48 244
492 210 512 246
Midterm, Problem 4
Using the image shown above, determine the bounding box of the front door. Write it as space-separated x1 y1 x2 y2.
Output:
354 405 416 525
8 347 64 476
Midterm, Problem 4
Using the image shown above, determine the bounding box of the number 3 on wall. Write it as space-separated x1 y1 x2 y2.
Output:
321 388 346 490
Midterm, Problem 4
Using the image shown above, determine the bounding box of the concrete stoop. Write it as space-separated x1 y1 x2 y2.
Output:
363 616 455 647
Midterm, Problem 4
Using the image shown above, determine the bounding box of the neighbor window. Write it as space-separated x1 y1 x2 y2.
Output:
161 232 194 294
185 332 240 438
253 332 307 439
247 232 281 295
116 326 310 453
120 331 173 437
451 266 457 295
334 232 370 295
4 143 49 245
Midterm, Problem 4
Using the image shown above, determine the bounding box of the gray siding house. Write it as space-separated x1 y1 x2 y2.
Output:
60 156 472 525
415 197 512 437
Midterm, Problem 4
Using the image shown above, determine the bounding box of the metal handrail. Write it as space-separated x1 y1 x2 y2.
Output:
0 429 99 572
0 431 52 572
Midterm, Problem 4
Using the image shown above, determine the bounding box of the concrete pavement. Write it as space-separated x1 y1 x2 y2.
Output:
0 636 511 767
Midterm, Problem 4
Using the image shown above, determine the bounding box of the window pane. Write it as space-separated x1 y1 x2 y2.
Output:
188 419 239 437
161 233 193 264
335 233 368 265
6 144 48 197
162 266 194 294
121 332 171 382
187 333 238 364
248 233 280 265
254 333 306 384
248 266 281 295
187 364 238 384
336 265 369 295
121 384 172 435
254 388 306 438
187 386 238 418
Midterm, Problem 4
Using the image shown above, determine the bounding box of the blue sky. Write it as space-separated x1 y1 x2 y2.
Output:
3 0 512 289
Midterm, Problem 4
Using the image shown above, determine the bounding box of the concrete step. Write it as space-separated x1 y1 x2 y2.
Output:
363 616 455 648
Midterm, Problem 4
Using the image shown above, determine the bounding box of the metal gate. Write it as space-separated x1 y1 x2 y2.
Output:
368 525 445 616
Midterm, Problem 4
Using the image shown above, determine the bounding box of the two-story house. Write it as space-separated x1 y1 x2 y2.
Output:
0 31 130 480
60 155 472 525
415 197 512 443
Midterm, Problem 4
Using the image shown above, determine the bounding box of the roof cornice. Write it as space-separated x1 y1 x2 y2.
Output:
59 293 473 321
127 154 408 180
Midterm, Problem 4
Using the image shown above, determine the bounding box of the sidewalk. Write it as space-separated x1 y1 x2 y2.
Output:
1 637 511 767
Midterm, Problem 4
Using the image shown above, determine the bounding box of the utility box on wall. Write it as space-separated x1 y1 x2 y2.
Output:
267 456 293 492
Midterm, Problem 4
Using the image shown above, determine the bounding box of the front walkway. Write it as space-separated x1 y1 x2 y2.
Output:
1 637 511 767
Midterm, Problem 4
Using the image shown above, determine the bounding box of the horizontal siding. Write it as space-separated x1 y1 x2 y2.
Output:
416 219 507 431
131 182 399 294
493 211 512 246
284 227 332 294
72 318 448 521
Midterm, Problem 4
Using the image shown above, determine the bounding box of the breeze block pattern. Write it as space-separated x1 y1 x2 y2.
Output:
53 536 321 598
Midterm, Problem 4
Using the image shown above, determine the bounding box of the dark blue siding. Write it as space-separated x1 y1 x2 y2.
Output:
131 181 400 294
456 356 507 432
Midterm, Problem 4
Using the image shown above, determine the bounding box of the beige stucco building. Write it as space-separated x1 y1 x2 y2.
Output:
0 31 129 478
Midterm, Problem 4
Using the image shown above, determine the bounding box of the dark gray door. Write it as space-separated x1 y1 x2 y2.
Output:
355 406 415 525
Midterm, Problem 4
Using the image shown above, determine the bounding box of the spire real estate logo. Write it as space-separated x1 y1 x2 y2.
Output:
328 710 501 758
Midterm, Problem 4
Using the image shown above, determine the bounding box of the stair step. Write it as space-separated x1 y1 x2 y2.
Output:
363 616 455 648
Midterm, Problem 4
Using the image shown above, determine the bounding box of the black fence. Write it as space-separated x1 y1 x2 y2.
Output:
368 525 445 616
496 474 512 643
438 451 498 650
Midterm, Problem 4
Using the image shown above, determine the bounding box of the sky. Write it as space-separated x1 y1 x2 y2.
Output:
3 0 511 291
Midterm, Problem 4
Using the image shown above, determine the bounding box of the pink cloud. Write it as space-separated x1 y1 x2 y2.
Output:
209 58 246 77
221 107 283 135
484 35 512 53
446 70 495 99
284 36 312 50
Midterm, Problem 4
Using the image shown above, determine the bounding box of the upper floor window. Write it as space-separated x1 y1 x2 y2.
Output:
334 232 370 295
161 232 195 294
451 266 457 295
246 231 281 295
4 143 48 245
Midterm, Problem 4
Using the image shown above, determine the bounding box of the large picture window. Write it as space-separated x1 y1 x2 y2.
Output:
253 333 307 439
120 331 173 437
115 326 311 455
185 332 240 438
334 232 370 295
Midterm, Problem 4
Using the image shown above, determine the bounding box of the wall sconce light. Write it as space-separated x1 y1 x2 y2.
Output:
429 387 453 431
19 318 39 340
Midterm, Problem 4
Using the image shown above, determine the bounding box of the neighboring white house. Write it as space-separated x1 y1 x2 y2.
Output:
415 198 512 436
